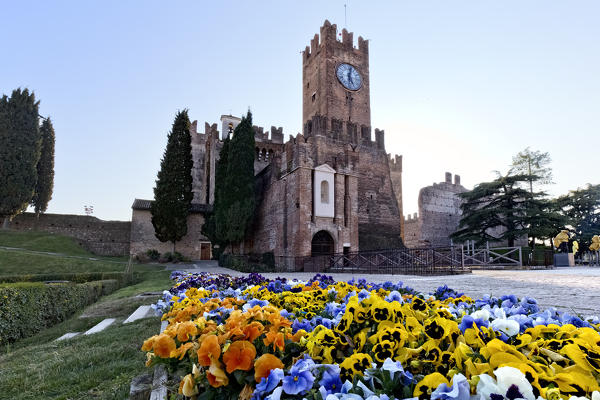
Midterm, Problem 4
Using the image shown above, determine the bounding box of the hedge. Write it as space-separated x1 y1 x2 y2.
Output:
0 279 120 344
0 271 139 286
219 253 276 273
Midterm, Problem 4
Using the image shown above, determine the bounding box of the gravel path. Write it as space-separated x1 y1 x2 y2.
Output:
169 262 600 318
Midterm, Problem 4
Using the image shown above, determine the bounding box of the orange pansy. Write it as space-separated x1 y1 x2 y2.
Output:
141 335 158 351
197 334 221 367
173 342 195 360
153 334 176 358
263 330 285 352
243 321 265 342
223 340 257 374
206 360 229 388
254 353 284 382
177 321 198 342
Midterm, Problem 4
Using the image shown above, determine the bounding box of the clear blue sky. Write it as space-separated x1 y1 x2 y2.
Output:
1 1 598 221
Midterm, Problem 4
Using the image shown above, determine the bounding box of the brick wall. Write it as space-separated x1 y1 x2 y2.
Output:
9 213 130 256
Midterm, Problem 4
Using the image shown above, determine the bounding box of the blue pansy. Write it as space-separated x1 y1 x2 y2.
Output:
459 315 489 333
431 373 470 400
319 369 343 395
282 368 315 395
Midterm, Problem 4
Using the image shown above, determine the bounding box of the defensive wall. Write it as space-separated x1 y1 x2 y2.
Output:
8 212 131 256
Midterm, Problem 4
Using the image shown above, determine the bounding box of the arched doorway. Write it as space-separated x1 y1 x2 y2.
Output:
311 230 334 256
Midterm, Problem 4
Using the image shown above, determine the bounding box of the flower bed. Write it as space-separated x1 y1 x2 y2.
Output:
143 271 600 400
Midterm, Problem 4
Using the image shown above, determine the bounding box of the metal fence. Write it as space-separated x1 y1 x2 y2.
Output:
462 245 554 268
271 246 468 275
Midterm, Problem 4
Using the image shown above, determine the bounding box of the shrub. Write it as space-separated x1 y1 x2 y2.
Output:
0 271 139 286
172 251 185 262
218 253 275 273
146 249 160 261
0 279 120 344
160 251 186 263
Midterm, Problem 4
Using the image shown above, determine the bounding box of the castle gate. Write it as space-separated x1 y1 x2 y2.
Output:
311 230 334 256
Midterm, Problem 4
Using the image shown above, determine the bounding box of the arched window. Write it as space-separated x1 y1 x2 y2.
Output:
320 180 329 203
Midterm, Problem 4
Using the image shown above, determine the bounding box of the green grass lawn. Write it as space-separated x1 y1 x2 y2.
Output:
0 317 160 399
0 268 172 399
0 230 174 399
0 248 129 274
0 230 91 255
0 230 131 275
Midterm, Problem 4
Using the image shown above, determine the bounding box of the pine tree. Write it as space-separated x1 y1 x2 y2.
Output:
451 174 545 247
556 184 600 250
31 117 55 217
509 147 553 193
0 89 41 229
224 111 256 248
509 147 554 247
151 110 194 252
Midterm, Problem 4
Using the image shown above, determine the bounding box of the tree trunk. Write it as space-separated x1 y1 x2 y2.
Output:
2 216 10 230
172 241 176 254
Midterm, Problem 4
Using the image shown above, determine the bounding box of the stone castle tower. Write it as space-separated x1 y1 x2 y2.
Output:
303 21 371 128
299 20 404 249
130 20 405 262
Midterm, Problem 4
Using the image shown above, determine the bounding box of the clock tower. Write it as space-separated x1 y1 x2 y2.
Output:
302 20 371 130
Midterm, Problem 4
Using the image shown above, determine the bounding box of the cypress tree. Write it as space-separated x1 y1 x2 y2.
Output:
224 111 256 249
31 117 55 217
151 110 194 252
0 89 41 229
202 135 230 246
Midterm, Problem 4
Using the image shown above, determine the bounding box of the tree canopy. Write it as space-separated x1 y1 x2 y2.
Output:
202 111 256 253
451 174 547 247
151 110 194 251
0 89 41 228
31 117 55 216
555 184 600 250
509 147 553 193
224 111 256 246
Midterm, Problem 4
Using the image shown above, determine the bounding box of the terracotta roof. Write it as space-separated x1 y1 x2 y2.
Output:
131 199 212 213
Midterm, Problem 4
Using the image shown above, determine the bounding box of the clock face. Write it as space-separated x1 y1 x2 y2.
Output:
336 63 362 91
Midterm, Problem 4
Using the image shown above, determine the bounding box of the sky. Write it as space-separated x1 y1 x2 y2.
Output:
1 1 599 221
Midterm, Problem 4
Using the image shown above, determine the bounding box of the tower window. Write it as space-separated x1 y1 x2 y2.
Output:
311 92 316 102
320 180 329 203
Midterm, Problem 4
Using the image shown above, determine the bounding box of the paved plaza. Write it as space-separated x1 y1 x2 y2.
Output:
174 262 600 318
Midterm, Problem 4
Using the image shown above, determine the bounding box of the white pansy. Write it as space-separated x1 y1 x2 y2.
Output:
476 373 501 400
492 306 507 319
490 318 521 337
471 309 491 321
494 366 535 400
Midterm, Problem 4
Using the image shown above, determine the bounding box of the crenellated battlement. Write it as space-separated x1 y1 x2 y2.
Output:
303 20 368 62
388 154 402 172
252 125 284 144
301 114 384 150
405 212 419 222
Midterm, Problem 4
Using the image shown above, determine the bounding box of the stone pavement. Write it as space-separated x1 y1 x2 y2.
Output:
171 261 600 318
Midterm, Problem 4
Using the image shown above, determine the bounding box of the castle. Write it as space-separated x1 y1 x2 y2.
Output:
130 20 405 260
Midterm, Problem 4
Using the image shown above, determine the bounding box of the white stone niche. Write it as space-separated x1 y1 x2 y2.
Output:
314 164 335 218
